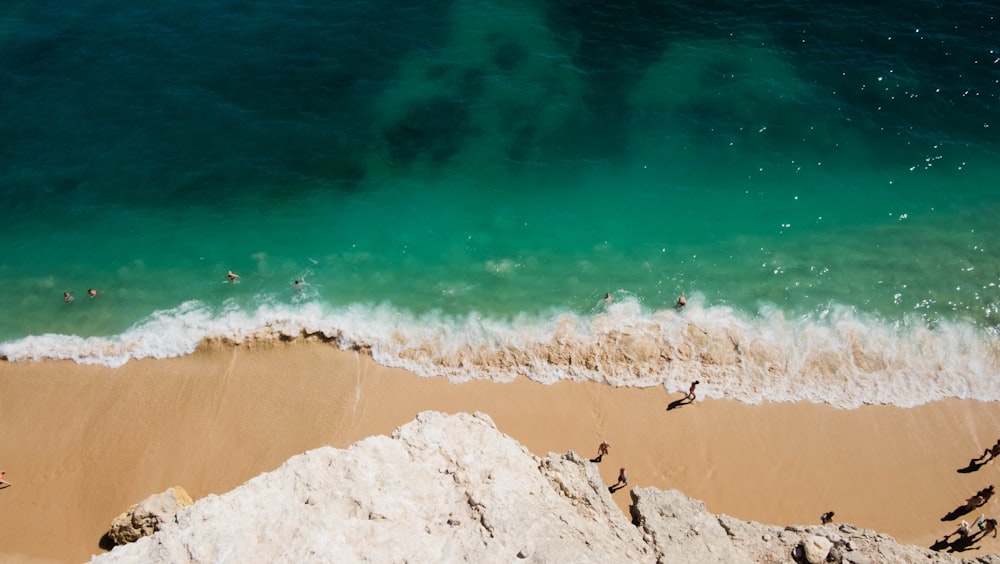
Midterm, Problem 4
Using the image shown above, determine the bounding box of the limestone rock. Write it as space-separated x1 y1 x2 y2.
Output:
629 486 986 564
106 486 193 545
629 487 785 563
94 412 648 563
91 412 1000 564
802 534 832 563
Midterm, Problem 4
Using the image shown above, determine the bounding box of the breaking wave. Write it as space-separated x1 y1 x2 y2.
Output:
2 295 998 409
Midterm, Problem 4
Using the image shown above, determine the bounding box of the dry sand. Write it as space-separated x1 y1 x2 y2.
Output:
2 340 1000 562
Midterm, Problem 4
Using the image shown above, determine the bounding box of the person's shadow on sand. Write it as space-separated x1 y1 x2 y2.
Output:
930 533 982 553
930 538 951 552
667 382 700 411
608 483 626 493
941 503 977 522
958 459 984 473
666 397 693 411
946 535 981 553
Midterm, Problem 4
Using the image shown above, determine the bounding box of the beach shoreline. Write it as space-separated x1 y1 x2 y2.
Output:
2 339 999 562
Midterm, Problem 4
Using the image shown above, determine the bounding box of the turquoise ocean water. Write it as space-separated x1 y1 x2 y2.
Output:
1 1 998 407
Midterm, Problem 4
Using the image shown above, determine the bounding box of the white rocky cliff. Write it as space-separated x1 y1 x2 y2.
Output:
92 411 998 563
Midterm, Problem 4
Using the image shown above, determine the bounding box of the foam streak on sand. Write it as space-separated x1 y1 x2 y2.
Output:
1 297 998 408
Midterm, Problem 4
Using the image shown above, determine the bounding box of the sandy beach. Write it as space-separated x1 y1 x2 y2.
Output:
2 340 999 563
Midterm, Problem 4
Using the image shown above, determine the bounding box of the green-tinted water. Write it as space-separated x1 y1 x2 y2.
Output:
1 0 998 406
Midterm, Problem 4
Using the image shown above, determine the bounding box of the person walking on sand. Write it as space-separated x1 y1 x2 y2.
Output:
945 520 972 541
0 470 9 489
616 467 628 487
983 518 998 538
686 380 700 402
591 441 611 463
599 441 610 457
971 515 999 538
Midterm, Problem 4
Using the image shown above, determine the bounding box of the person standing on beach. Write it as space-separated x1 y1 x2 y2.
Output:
945 520 971 541
983 518 998 538
591 441 611 463
821 511 835 524
608 467 628 493
599 441 610 457
686 380 700 402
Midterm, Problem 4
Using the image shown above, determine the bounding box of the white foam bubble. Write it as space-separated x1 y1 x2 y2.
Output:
1 295 997 408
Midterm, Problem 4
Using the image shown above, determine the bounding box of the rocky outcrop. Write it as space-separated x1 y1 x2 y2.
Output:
91 412 998 563
92 412 648 563
628 486 983 563
105 486 193 546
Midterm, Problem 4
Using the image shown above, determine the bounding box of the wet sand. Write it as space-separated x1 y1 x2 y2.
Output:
1 340 998 562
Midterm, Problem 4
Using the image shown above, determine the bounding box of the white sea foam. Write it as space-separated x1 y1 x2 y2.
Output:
1 296 998 408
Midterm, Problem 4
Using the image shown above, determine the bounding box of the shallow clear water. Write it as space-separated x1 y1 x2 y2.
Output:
1 0 999 406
